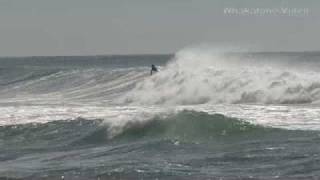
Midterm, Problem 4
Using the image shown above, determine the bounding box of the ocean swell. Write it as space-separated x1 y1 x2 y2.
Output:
0 110 281 150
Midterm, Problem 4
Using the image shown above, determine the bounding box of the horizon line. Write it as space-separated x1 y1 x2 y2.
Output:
0 50 320 58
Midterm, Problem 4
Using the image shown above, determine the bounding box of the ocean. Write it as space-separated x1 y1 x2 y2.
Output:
1 48 320 179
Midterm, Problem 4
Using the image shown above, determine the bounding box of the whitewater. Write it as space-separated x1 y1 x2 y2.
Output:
1 48 320 179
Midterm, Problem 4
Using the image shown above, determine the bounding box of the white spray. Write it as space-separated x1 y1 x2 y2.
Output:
122 47 320 105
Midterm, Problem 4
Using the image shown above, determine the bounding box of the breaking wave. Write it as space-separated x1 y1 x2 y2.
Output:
1 49 320 106
123 48 320 105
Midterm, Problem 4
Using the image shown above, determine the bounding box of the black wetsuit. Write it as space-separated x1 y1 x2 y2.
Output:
151 65 158 75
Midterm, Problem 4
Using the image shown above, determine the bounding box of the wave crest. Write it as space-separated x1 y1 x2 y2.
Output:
110 110 273 143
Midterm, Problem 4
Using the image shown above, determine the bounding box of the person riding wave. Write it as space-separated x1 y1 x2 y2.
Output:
150 64 158 75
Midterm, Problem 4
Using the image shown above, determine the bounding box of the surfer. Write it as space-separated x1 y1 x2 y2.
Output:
150 64 158 75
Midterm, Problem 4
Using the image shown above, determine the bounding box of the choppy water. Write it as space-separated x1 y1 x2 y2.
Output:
1 48 320 179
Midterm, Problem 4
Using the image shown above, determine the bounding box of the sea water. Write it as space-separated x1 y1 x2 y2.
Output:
1 48 320 179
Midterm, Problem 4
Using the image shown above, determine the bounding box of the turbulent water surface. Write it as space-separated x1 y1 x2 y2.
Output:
1 49 320 179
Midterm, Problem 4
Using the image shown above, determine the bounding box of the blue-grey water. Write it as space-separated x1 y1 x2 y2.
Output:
1 49 320 179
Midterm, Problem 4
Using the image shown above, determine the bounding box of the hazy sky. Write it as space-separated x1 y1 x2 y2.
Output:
0 0 319 56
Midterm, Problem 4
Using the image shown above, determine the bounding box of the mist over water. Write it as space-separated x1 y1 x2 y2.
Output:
1 48 320 179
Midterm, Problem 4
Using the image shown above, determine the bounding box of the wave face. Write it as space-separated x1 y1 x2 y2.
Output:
123 48 320 105
0 111 266 148
0 111 274 149
1 111 320 179
0 55 170 105
110 110 273 142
